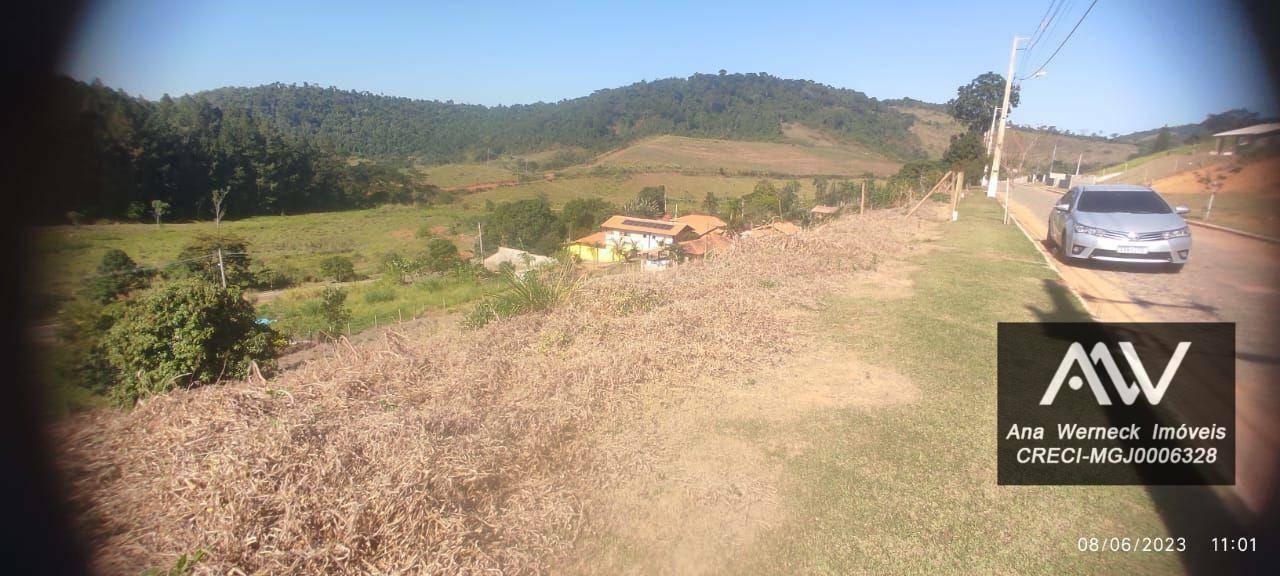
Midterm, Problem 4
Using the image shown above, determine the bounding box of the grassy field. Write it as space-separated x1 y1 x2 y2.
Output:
414 161 517 188
30 204 483 308
589 134 901 177
258 274 493 338
894 104 966 159
711 195 1181 574
461 172 825 209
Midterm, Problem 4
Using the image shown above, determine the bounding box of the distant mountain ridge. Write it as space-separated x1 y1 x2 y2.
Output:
191 73 926 162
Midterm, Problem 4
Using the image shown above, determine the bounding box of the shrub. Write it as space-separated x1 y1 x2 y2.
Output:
463 264 580 328
415 222 436 239
83 249 152 303
380 251 420 284
125 201 148 221
319 255 356 282
320 286 351 334
100 278 285 406
174 233 254 287
66 210 87 226
423 238 460 272
251 266 294 290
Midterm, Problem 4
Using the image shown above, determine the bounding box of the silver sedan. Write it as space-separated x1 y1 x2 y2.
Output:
1046 185 1193 271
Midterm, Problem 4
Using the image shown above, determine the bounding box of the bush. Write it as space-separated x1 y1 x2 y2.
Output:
251 265 294 290
463 264 580 328
423 238 460 272
100 278 285 406
83 249 152 303
66 210 87 226
174 233 254 287
380 251 420 284
320 286 351 334
319 255 356 282
415 222 436 239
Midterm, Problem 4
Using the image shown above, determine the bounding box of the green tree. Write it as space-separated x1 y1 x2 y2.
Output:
320 286 351 335
484 197 564 254
150 199 169 227
942 131 988 184
626 186 667 218
174 233 254 287
319 255 356 282
422 238 461 272
1151 125 1173 153
702 192 720 214
560 197 616 239
947 72 1019 133
83 249 152 303
100 278 285 405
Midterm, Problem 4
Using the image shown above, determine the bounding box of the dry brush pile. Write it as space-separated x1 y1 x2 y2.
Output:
57 208 934 574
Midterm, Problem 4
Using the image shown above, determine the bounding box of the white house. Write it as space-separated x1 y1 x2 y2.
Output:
598 215 699 270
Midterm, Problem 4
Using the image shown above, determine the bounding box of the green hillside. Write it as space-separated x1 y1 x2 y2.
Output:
195 73 926 162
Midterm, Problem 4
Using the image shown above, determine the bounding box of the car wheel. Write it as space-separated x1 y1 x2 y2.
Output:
1045 222 1056 248
1054 232 1073 264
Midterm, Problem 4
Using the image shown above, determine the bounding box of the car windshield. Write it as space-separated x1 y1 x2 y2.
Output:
1076 190 1172 214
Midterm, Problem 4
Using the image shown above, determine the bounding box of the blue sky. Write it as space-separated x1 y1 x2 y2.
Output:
63 0 1277 135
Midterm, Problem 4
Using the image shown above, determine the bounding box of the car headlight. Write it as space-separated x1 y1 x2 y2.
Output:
1073 223 1105 236
1163 227 1190 239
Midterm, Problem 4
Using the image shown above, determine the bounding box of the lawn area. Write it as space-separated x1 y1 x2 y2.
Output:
719 195 1182 573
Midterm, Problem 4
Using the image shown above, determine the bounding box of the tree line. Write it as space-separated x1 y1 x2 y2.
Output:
24 77 443 223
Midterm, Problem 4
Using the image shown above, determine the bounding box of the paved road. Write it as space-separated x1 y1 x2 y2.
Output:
1003 182 1280 515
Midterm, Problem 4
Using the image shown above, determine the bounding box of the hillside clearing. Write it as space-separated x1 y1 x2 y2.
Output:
589 134 901 177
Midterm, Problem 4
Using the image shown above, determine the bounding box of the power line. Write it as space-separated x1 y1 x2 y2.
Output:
1025 0 1060 53
1019 0 1099 80
1021 0 1073 78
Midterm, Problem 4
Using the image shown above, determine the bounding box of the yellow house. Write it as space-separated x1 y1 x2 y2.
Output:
566 231 624 263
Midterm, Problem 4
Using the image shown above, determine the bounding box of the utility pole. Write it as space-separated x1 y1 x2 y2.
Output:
477 222 484 257
986 106 999 153
1074 152 1083 176
1048 141 1058 177
859 181 866 214
987 35 1028 198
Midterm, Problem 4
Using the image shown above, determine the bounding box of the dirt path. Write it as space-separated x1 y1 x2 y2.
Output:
1003 182 1280 517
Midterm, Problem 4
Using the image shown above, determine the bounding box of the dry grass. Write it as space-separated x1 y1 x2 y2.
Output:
591 134 901 177
56 208 930 574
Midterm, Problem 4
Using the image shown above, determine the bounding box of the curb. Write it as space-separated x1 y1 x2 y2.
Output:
997 198 1099 321
1185 219 1280 244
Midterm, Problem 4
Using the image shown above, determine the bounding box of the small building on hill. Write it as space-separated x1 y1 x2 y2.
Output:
810 205 840 219
673 213 727 237
679 232 733 257
741 221 801 238
482 247 555 274
1212 123 1280 156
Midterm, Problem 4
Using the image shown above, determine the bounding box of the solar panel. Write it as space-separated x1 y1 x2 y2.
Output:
620 219 675 231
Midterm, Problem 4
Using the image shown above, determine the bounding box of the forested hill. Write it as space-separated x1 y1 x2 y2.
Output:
194 73 925 161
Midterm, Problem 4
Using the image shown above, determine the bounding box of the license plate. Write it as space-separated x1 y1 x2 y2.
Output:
1117 246 1148 254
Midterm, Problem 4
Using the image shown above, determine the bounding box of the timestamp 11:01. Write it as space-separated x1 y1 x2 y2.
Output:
1212 537 1257 552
